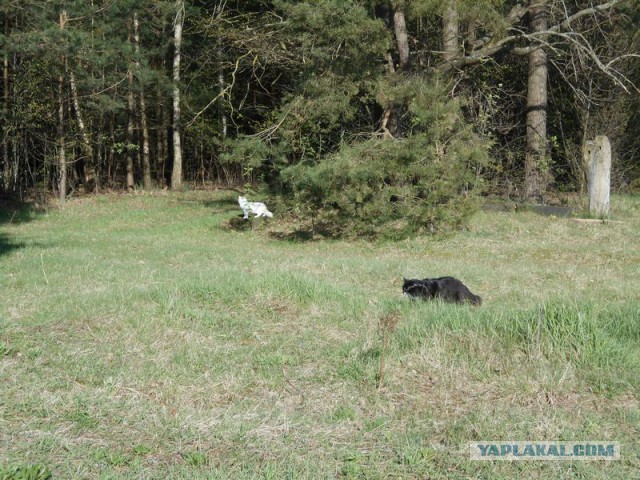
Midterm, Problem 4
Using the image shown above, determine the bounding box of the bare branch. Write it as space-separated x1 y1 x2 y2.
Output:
511 28 638 92
442 0 625 72
185 51 250 129
551 0 623 33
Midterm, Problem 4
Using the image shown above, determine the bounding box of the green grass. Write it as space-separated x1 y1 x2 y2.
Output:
1 190 639 479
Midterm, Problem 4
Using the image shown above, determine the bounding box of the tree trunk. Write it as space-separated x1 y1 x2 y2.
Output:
218 70 227 140
171 0 184 190
2 14 9 192
126 66 136 190
524 2 549 202
380 4 410 139
157 100 167 188
442 0 459 63
133 12 152 190
107 113 115 185
68 68 97 192
393 5 410 70
58 13 67 203
58 73 67 203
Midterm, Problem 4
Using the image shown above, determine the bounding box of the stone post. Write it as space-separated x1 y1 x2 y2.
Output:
586 135 611 218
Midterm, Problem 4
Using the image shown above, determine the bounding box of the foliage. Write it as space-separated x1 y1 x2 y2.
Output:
281 79 491 238
0 0 639 206
235 0 389 167
0 465 52 480
278 0 389 75
221 2 494 238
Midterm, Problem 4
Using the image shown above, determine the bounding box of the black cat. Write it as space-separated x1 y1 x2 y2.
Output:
402 277 482 306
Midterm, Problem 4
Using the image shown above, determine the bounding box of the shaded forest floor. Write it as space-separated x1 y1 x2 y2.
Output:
1 191 639 479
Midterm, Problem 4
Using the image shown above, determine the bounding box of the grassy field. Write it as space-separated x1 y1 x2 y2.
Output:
1 190 639 479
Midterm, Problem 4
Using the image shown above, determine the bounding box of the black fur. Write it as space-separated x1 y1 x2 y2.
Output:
402 277 482 306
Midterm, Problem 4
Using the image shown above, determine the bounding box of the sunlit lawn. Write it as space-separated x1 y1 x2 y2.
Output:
1 191 638 478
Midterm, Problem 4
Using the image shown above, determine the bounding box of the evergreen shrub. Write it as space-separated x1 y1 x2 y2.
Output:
280 82 492 239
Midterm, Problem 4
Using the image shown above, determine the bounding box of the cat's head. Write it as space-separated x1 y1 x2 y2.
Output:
238 196 247 203
402 277 422 295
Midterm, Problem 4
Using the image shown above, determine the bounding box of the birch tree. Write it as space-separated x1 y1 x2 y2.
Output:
58 11 67 203
133 11 152 190
2 12 9 192
171 0 184 190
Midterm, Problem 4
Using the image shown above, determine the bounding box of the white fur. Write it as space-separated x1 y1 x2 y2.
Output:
238 196 273 219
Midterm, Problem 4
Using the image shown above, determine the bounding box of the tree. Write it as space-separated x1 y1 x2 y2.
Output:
58 11 67 203
434 0 635 198
133 11 152 191
282 79 491 238
2 9 8 192
126 52 136 190
393 2 410 70
524 1 549 201
171 0 184 190
0 0 638 213
442 0 459 63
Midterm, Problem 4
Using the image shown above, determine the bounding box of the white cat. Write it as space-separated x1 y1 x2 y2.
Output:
238 196 273 219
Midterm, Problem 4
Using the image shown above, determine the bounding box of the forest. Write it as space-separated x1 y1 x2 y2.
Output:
1 0 639 235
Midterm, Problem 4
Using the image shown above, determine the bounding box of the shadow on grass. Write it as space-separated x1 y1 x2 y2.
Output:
0 233 27 257
268 229 316 242
267 219 343 242
221 216 280 234
173 190 241 214
0 195 43 257
201 197 241 214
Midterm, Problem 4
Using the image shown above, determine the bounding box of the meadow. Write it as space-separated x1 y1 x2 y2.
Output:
1 191 639 479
